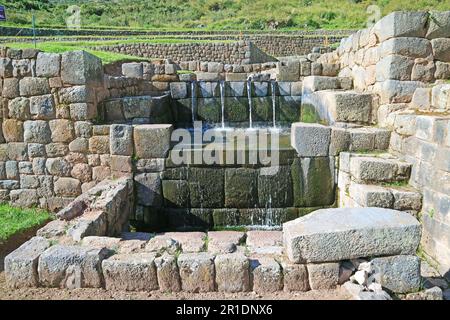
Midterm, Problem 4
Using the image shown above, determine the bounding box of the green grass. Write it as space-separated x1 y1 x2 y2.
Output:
1 0 448 31
3 41 150 64
0 204 53 244
2 38 233 64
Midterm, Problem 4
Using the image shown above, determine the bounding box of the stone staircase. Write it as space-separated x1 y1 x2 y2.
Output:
338 152 422 216
298 75 423 216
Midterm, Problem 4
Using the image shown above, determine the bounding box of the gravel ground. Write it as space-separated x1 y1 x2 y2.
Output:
0 272 351 300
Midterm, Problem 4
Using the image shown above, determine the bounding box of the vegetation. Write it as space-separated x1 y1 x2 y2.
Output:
0 204 53 243
1 0 448 31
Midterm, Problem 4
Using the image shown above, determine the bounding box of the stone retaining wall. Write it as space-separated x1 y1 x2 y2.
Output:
0 47 111 211
93 41 278 65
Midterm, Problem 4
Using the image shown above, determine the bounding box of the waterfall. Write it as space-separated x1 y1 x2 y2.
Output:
271 81 277 129
191 80 197 124
220 80 226 129
247 80 253 129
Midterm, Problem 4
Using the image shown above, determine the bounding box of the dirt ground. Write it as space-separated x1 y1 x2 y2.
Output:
0 272 351 300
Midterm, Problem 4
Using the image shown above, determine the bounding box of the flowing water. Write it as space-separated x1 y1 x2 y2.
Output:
220 80 226 129
247 80 253 129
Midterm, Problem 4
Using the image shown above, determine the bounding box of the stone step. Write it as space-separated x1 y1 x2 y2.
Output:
340 152 412 183
291 123 391 157
347 182 422 213
283 207 421 264
302 76 352 93
302 89 375 125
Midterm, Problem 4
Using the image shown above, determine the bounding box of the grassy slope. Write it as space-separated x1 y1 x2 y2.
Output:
1 0 448 31
0 204 52 243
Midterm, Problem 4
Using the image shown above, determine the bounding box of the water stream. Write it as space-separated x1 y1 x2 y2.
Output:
219 80 226 129
247 80 253 129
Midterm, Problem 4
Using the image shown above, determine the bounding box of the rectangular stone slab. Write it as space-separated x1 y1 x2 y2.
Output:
283 208 421 263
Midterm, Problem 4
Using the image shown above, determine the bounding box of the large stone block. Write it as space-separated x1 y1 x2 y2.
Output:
36 52 61 78
177 253 215 293
19 78 50 97
215 253 250 292
121 62 143 79
38 245 110 288
154 254 181 292
3 119 24 142
134 124 173 159
379 38 432 59
291 157 335 207
134 173 162 207
307 262 340 290
281 261 310 292
49 119 75 143
250 257 283 293
432 38 450 63
375 80 426 104
291 123 331 156
349 183 394 208
283 208 421 263
371 255 421 293
23 120 51 144
29 94 56 120
427 11 450 39
373 11 429 42
54 177 81 197
162 180 189 208
61 51 103 86
110 124 133 156
258 166 293 207
376 55 414 81
8 97 30 120
188 167 224 208
102 253 159 291
4 237 50 288
225 168 258 208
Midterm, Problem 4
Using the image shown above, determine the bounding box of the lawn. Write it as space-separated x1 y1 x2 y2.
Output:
0 204 53 244
2 38 233 64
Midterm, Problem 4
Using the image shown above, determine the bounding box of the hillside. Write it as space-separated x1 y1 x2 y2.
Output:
1 0 449 31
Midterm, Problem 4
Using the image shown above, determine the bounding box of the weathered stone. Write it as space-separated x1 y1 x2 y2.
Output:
8 97 30 120
188 167 224 208
4 237 50 288
215 253 250 292
19 77 50 97
110 124 133 156
36 220 68 239
54 177 81 197
379 38 432 59
371 255 421 293
145 236 180 255
133 124 173 159
291 123 331 156
7 143 28 161
38 245 110 288
70 103 97 121
89 136 110 154
66 210 107 242
59 86 95 104
61 51 103 86
36 52 61 78
251 257 283 293
307 262 340 290
70 163 92 183
164 232 206 253
122 62 143 79
49 119 75 143
283 208 421 263
207 231 245 254
10 189 39 207
373 11 428 42
23 120 51 144
224 168 258 208
81 236 121 250
258 166 293 207
177 253 215 293
170 82 188 99
29 94 55 120
3 119 23 142
431 38 450 63
349 183 394 208
133 171 162 206
375 80 426 104
162 180 189 208
154 254 181 292
291 157 335 207
102 253 158 291
46 158 71 176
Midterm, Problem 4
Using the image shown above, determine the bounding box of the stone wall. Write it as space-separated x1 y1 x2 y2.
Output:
317 11 450 277
93 41 278 65
0 47 111 212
